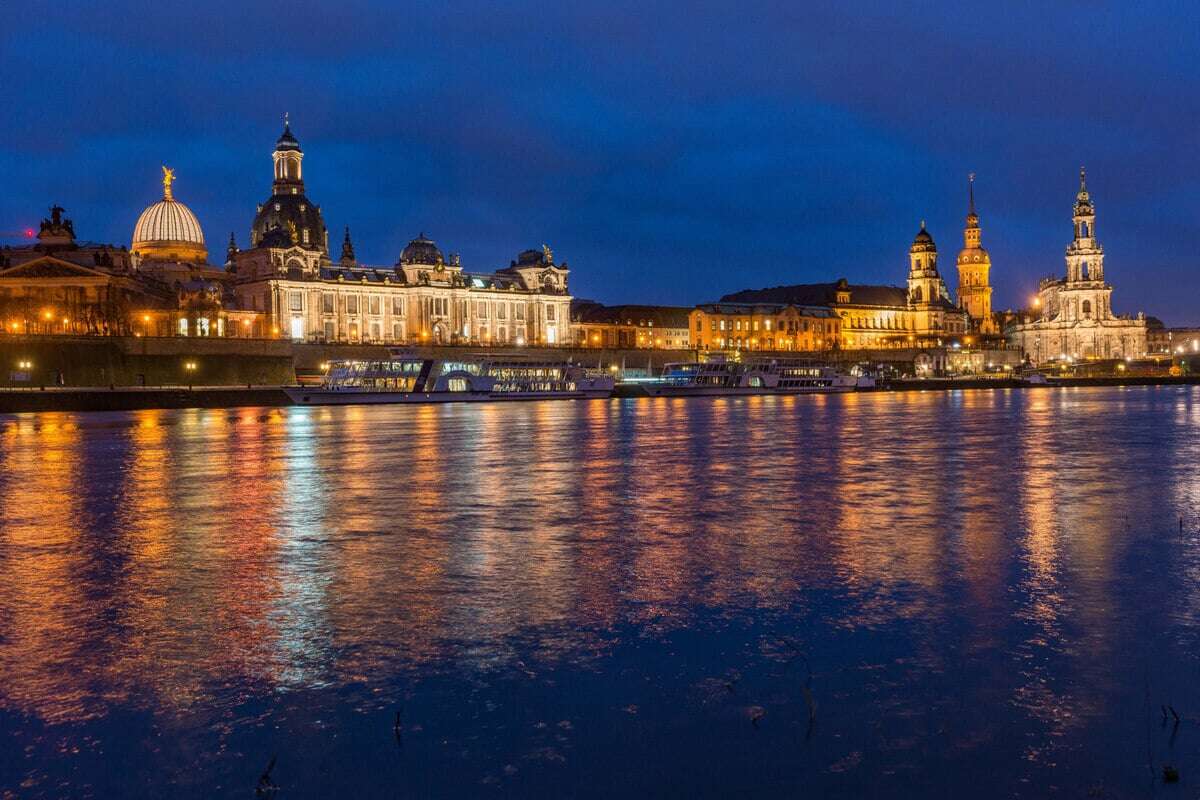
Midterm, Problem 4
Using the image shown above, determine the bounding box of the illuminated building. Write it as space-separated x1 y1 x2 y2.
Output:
716 224 970 350
719 222 970 351
0 206 146 335
1147 321 1200 356
955 174 997 333
1008 169 1147 364
130 167 262 336
689 303 838 351
231 123 573 344
573 303 693 348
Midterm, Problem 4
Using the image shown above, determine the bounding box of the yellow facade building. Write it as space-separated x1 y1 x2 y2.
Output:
573 304 693 348
689 303 839 351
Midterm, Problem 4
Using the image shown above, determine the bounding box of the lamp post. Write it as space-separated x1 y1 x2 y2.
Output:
183 360 198 389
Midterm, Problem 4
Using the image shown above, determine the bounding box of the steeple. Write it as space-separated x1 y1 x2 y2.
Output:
272 114 305 193
963 173 981 248
1067 166 1102 283
340 226 356 265
276 112 301 153
1074 165 1093 216
956 173 995 333
226 232 238 266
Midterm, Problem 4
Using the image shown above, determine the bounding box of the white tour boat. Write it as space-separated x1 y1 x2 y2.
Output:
615 355 873 397
286 351 615 405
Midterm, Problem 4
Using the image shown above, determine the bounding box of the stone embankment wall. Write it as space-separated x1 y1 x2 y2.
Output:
0 336 705 387
0 334 1015 388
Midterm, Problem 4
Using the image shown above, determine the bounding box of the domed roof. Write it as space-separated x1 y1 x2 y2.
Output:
275 119 301 153
910 222 936 253
398 233 444 266
132 167 207 262
134 199 205 246
250 193 327 253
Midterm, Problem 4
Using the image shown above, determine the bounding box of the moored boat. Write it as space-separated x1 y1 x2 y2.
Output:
286 351 614 405
614 354 870 397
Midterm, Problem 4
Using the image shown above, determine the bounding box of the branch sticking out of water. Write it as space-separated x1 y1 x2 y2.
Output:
255 754 278 797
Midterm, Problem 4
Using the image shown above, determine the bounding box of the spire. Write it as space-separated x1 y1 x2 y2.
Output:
1074 165 1093 215
967 173 977 217
162 165 175 201
226 232 238 265
275 112 301 152
340 226 356 264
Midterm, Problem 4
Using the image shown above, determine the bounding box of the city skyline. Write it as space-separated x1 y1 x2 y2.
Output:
2 3 1199 324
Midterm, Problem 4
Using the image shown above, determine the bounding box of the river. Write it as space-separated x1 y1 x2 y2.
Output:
2 386 1199 797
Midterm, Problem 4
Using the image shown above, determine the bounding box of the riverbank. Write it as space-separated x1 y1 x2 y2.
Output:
0 386 290 413
1 375 1198 412
885 375 1200 391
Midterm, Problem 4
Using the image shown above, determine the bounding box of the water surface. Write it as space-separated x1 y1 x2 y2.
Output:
2 387 1200 797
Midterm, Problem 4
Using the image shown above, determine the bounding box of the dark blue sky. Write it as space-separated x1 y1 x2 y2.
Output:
3 1 1199 323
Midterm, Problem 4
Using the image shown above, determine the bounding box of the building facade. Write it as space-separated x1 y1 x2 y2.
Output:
718 225 969 350
1008 170 1146 363
573 303 693 348
689 303 839 351
229 125 573 345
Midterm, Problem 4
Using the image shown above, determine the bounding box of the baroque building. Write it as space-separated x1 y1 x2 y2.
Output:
1008 169 1146 363
688 303 838 351
230 123 573 344
0 206 145 335
573 302 694 349
719 225 969 349
955 174 996 333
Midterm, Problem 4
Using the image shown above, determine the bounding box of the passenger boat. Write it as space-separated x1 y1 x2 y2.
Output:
614 355 873 397
285 351 614 405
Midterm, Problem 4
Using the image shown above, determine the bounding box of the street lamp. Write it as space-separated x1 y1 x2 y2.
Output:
183 360 198 389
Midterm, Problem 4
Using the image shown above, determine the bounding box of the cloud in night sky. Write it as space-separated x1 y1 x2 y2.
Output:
2 0 1199 323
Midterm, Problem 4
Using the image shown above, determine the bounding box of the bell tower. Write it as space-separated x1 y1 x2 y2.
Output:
908 222 944 306
955 174 996 333
271 113 305 195
1066 167 1102 283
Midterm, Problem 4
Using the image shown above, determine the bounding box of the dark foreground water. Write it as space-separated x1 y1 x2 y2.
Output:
2 387 1200 798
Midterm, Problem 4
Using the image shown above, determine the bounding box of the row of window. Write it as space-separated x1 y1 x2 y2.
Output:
287 291 559 321
708 318 834 335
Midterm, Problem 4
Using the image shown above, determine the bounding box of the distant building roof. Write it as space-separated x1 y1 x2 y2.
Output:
573 303 693 328
720 281 909 308
695 302 837 318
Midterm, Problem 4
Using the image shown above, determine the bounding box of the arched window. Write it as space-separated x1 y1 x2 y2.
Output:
1082 300 1092 318
1081 222 1089 238
913 286 923 302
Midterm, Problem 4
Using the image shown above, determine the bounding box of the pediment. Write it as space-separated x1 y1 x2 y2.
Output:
0 256 111 280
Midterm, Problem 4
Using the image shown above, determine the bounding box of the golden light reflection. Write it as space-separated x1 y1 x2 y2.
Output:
0 387 1196 757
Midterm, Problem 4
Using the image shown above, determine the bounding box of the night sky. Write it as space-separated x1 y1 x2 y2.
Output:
3 2 1198 324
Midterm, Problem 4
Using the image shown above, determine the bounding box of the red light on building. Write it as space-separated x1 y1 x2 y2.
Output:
24 228 34 238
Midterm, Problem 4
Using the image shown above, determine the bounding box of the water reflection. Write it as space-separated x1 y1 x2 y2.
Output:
1 387 1199 796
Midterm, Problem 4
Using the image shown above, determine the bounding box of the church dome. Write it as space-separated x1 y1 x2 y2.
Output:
398 233 444 266
910 222 936 253
132 167 207 263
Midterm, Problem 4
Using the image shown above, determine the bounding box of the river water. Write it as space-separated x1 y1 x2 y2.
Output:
2 387 1200 798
